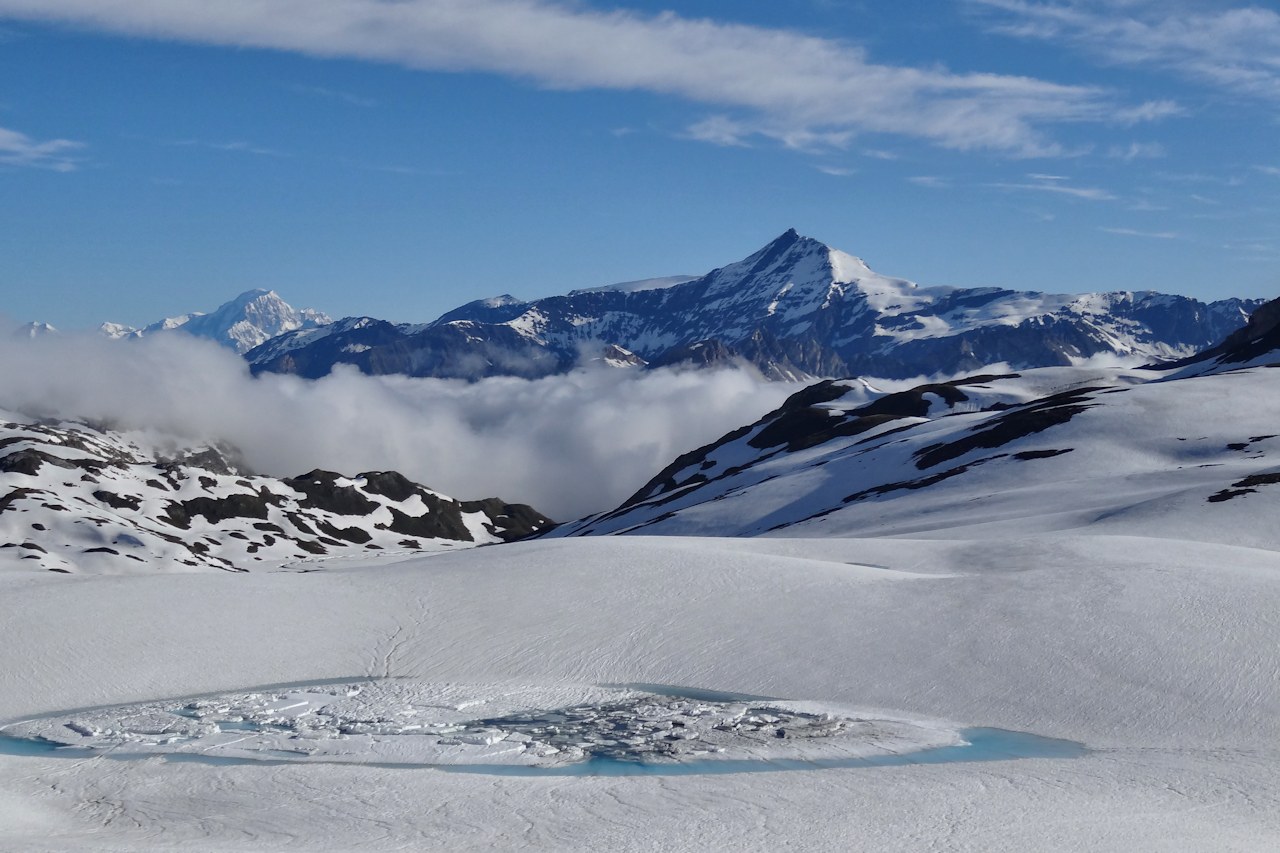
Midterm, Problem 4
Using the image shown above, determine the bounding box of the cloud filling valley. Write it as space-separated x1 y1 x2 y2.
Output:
0 333 795 520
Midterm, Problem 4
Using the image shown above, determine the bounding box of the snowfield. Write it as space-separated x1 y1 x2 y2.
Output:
1 530 1278 850
4 343 1280 849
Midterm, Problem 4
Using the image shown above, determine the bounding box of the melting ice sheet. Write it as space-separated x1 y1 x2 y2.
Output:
0 680 1085 775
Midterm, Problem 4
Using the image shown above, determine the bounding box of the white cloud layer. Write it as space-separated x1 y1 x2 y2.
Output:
971 0 1280 101
0 124 83 171
0 333 794 521
0 0 1170 156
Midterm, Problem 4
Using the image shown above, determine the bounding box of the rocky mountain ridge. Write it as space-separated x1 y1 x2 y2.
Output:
0 414 550 574
246 230 1261 381
546 297 1280 540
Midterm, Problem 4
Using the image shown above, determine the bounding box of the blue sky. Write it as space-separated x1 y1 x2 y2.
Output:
1 0 1277 329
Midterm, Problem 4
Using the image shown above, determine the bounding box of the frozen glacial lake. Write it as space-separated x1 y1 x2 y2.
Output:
416 727 1086 776
0 680 1085 776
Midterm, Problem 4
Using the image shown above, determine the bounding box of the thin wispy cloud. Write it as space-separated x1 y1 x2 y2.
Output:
989 180 1116 200
0 124 84 171
1100 226 1179 239
0 0 1172 157
1154 171 1248 189
169 139 290 157
1254 165 1280 177
212 141 288 157
685 116 752 148
909 175 951 188
1111 99 1183 123
816 165 856 177
1108 141 1165 161
971 0 1280 102
1223 240 1278 256
357 163 442 176
772 127 855 153
287 84 377 108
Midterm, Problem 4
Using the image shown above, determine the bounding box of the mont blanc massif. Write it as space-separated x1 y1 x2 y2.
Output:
3 232 1280 852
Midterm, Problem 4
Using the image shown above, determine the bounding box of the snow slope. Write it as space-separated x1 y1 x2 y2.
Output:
0 413 550 573
547 360 1280 546
569 275 698 295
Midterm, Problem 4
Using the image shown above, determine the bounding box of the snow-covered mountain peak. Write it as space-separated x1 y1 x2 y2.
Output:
699 230 908 306
479 294 523 308
705 229 822 285
224 288 272 307
97 321 139 340
106 290 333 354
689 230 932 334
13 321 57 339
248 231 1264 383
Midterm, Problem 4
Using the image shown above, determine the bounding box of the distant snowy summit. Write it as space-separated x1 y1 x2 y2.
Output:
12 321 58 339
247 230 1261 381
102 289 332 354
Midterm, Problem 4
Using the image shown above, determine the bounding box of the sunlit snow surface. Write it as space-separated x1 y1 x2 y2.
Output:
2 681 996 770
3 355 1280 849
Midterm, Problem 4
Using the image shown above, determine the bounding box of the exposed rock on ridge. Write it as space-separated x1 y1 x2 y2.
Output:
0 416 551 574
247 230 1259 381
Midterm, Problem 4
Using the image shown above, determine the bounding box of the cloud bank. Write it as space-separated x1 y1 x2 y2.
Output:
971 0 1280 102
0 333 794 520
0 0 1170 155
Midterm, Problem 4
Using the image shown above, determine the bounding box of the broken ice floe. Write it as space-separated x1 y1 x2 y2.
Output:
1 681 976 769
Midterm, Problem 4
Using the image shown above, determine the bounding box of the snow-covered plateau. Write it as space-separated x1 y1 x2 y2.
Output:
2 304 1280 850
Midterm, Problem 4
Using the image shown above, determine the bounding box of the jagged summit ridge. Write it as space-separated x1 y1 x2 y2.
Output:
103 289 332 354
1158 295 1280 377
246 229 1260 382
